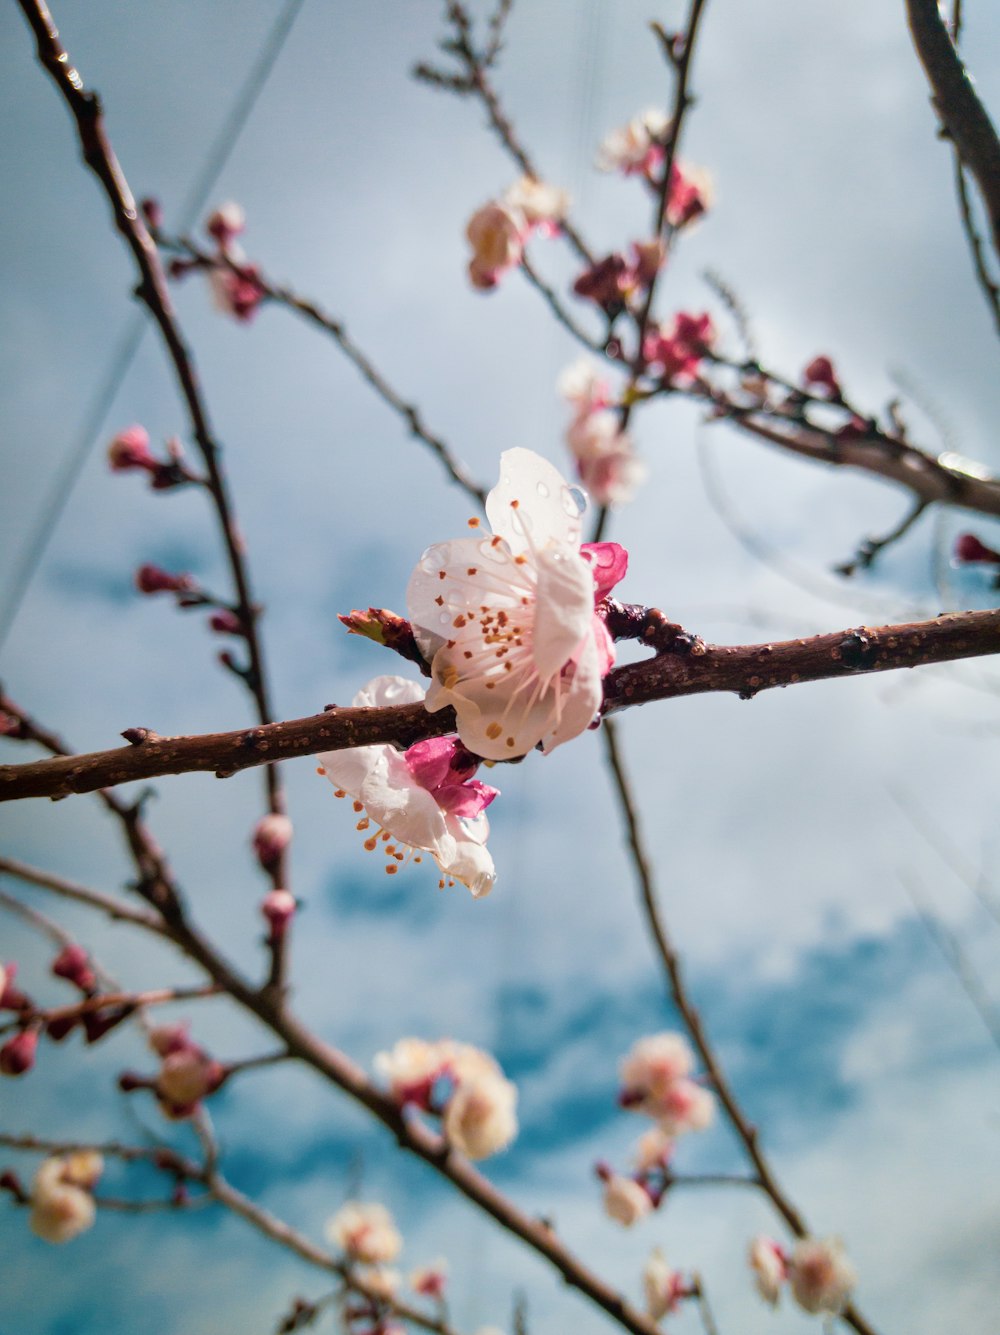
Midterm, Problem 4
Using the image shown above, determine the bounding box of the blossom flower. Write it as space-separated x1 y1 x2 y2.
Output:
134 564 196 596
442 1069 518 1159
503 176 569 234
572 252 636 313
407 448 628 761
410 1259 448 1300
748 1235 787 1307
29 1155 101 1244
601 1171 653 1227
375 1037 451 1107
208 262 266 323
620 1033 695 1109
643 1248 687 1321
326 1201 402 1264
355 1265 401 1302
642 311 715 382
205 201 246 247
665 162 713 228
466 200 526 290
565 410 646 510
596 108 670 176
788 1237 857 1314
633 1126 674 1173
51 944 95 992
557 358 613 416
318 676 498 897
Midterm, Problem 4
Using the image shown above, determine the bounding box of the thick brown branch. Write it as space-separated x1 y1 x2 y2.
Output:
906 0 1000 264
5 608 1000 802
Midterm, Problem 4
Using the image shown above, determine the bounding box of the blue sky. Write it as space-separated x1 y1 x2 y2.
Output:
3 1 1000 1333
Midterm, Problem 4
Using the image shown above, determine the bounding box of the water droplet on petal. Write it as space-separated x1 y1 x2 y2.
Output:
420 554 440 574
536 481 550 498
561 485 587 517
439 612 452 626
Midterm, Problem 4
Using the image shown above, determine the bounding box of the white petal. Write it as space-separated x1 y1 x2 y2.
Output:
353 675 427 709
442 818 497 897
407 536 529 668
486 448 587 555
532 548 594 678
541 627 604 753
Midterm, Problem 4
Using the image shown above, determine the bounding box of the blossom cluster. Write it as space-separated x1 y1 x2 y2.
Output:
465 175 569 290
558 358 645 509
118 1021 225 1121
375 1037 517 1160
598 1032 715 1226
28 1152 103 1244
748 1234 857 1315
167 201 266 321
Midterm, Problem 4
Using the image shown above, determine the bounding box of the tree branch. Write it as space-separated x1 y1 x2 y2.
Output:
5 607 1000 801
906 0 1000 265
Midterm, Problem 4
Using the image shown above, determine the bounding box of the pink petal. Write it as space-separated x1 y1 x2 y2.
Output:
581 542 628 597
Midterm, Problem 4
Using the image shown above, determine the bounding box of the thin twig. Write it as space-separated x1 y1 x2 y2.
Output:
601 717 879 1335
952 155 1000 339
900 869 1000 1052
890 785 1000 928
0 856 170 937
13 0 292 990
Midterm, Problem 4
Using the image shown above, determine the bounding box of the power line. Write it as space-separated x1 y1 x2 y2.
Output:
0 0 308 653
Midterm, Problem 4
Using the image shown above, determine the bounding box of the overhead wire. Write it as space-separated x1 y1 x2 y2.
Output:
0 0 308 652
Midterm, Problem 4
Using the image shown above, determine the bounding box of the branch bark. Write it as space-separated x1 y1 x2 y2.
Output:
4 607 1000 802
906 0 1000 265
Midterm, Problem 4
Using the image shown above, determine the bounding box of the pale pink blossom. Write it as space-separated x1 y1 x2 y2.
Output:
375 1037 452 1106
208 258 265 322
407 449 628 760
565 411 646 509
596 108 670 176
633 1126 674 1173
643 1248 687 1321
410 1259 448 1300
29 1156 100 1244
318 677 498 897
748 1235 787 1307
789 1237 857 1314
326 1201 403 1264
601 1172 653 1227
61 1151 104 1190
503 176 569 234
557 358 612 416
107 425 155 472
355 1265 401 1301
666 162 713 228
442 1070 518 1160
620 1033 695 1109
466 200 526 290
205 201 246 247
643 311 715 382
654 1077 715 1135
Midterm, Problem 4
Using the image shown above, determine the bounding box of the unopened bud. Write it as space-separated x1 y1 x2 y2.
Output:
51 944 96 993
46 1014 78 1042
252 813 293 869
83 1005 133 1044
0 962 29 1012
108 425 155 472
148 1021 192 1058
954 532 1000 565
261 889 297 941
0 1029 38 1077
140 197 163 230
209 609 244 635
117 1070 146 1092
802 355 842 397
135 564 196 595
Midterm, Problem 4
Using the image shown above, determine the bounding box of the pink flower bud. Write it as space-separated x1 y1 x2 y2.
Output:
954 532 1000 564
261 889 297 940
147 1021 192 1058
168 256 198 281
157 1047 225 1114
1 1029 38 1076
802 355 841 397
140 197 163 230
252 813 293 868
135 564 196 595
83 1006 132 1044
572 253 635 313
209 609 244 635
46 1013 79 1042
666 162 712 228
0 712 28 738
51 944 96 992
107 425 155 472
0 963 29 1012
